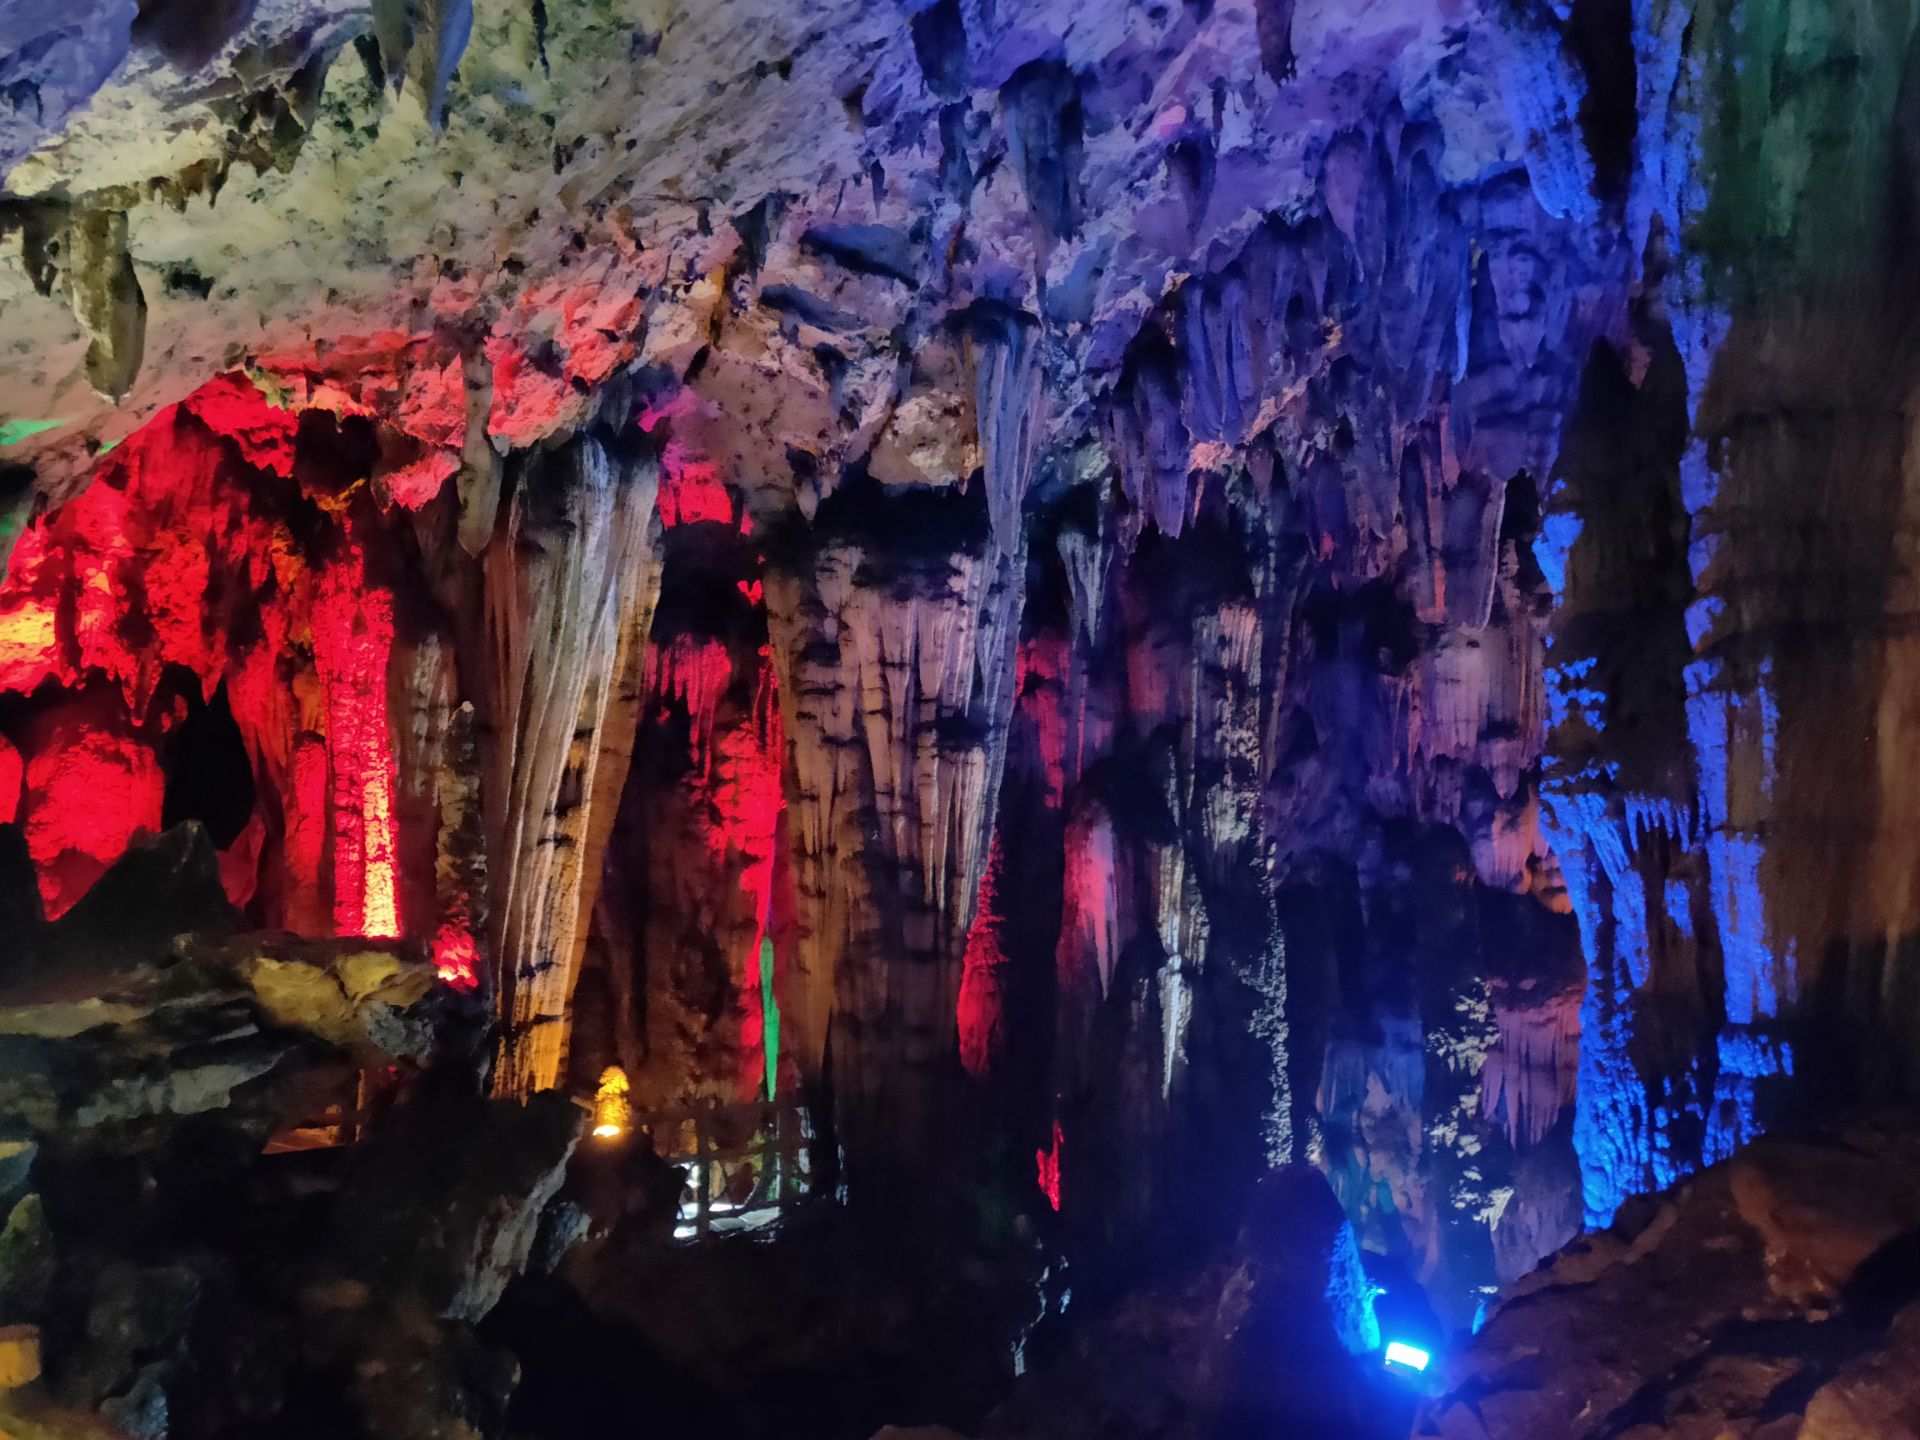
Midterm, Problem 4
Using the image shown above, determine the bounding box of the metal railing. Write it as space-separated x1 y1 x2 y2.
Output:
631 1098 826 1241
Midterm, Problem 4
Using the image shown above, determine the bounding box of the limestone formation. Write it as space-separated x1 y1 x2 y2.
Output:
4 0 1920 1435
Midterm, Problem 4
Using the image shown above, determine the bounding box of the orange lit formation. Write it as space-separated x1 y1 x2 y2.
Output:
592 1065 633 1139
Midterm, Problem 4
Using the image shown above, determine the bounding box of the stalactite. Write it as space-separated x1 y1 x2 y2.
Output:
393 629 457 931
1035 1117 1064 1213
19 690 164 919
1247 913 1293 1167
765 506 1025 1174
1482 984 1581 1149
966 304 1046 557
0 735 22 826
957 831 1010 1080
1053 797 1118 1097
645 635 733 776
1056 507 1115 654
483 431 661 1096
0 374 471 944
11 8 1920 1402
64 208 146 402
621 624 788 1104
284 737 331 936
729 650 788 1099
432 700 487 992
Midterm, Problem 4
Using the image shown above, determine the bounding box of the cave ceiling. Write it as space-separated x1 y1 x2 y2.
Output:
1 0 1569 501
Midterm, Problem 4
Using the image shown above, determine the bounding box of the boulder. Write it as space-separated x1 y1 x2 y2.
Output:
1420 1113 1920 1440
0 1194 55 1321
0 1324 41 1388
0 1139 36 1205
97 1367 169 1440
0 934 464 1151
1728 1128 1920 1303
343 1302 522 1440
329 1092 584 1323
0 972 300 1139
191 935 463 1068
59 1260 204 1421
1799 1302 1920 1440
982 1166 1397 1440
527 1201 591 1277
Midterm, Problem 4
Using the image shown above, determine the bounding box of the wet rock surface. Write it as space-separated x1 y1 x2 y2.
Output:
328 1089 581 1323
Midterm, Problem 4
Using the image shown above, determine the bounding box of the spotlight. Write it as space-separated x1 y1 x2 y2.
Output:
592 1066 631 1140
1383 1340 1431 1374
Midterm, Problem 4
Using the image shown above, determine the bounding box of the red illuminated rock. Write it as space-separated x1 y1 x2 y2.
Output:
19 693 162 920
0 738 21 828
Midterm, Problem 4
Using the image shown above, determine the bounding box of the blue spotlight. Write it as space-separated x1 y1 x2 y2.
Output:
1383 1340 1431 1374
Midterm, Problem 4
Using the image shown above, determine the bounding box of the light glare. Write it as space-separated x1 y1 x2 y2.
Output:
1384 1341 1431 1372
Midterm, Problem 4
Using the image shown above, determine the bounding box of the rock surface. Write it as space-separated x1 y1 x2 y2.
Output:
329 1090 582 1321
1420 1114 1920 1440
980 1165 1402 1440
0 827 574 1440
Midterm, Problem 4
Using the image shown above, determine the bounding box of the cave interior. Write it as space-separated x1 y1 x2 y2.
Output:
3 1 1920 1437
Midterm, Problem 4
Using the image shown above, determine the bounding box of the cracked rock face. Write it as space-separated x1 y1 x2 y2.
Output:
5 0 1920 1396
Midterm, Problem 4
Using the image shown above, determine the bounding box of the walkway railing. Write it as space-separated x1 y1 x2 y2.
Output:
631 1098 825 1241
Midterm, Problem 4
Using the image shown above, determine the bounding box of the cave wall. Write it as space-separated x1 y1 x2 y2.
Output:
4 0 1920 1331
1543 0 1920 1227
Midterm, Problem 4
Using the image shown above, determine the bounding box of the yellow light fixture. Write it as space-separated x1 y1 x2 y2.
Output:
592 1065 631 1139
